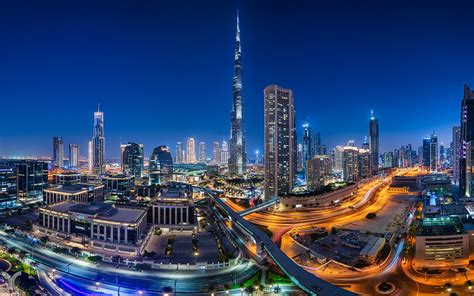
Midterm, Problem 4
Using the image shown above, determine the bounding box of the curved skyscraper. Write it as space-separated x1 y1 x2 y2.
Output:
121 142 144 178
229 11 247 176
92 105 105 175
149 145 173 185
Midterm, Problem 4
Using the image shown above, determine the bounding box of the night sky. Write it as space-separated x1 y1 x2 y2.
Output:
1 0 473 159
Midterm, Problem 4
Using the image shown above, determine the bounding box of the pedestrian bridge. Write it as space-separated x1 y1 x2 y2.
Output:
202 187 355 296
238 197 279 216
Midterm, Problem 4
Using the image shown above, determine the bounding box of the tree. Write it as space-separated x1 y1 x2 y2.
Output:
162 286 173 293
273 285 282 295
244 286 255 295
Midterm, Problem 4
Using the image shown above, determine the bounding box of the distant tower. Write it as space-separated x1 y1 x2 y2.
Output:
221 140 229 165
175 142 183 164
302 124 313 166
264 85 297 199
229 11 247 176
92 105 105 175
362 136 369 150
52 137 64 167
69 144 80 167
88 140 93 171
198 142 206 163
186 138 196 163
369 110 379 175
212 142 221 165
430 131 438 172
149 145 173 185
453 126 461 184
121 142 144 178
460 85 474 196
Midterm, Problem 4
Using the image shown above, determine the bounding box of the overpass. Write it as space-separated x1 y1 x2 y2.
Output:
202 187 355 296
238 197 279 216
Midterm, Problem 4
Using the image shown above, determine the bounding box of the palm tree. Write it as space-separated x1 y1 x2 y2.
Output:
273 285 282 294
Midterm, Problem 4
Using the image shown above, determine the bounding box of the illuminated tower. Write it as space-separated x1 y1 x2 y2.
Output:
229 11 247 176
69 144 80 167
92 105 105 175
186 138 196 163
199 142 206 163
461 84 474 196
52 137 64 167
369 110 379 175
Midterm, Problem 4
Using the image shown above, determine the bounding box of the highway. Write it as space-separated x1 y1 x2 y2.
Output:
0 230 258 295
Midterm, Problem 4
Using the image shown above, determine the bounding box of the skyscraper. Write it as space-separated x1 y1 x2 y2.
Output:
314 131 321 155
430 132 438 172
342 146 359 182
52 137 64 167
460 85 474 196
229 11 247 176
175 142 183 164
264 85 297 199
88 140 93 172
221 140 229 165
186 138 196 163
92 105 105 175
69 144 80 167
422 138 431 169
306 155 331 191
302 124 313 167
149 146 173 185
121 142 144 178
198 142 206 163
453 126 461 185
297 144 304 172
369 110 379 175
212 142 221 165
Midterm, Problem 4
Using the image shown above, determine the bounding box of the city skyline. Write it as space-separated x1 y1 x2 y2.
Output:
1 1 473 159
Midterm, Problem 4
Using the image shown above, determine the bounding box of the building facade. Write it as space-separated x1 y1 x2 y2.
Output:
453 126 461 184
149 145 174 185
198 142 206 163
264 85 297 199
69 144 80 167
430 132 438 172
121 142 144 178
460 85 474 196
306 155 331 191
212 142 221 165
43 183 104 205
92 106 105 175
186 138 196 164
369 110 379 175
53 137 64 167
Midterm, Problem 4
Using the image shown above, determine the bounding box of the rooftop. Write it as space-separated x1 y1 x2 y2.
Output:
417 216 465 236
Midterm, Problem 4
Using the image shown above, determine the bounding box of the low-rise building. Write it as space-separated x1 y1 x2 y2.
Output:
51 172 82 185
38 201 148 255
414 216 469 269
102 174 135 195
43 183 104 205
359 237 385 263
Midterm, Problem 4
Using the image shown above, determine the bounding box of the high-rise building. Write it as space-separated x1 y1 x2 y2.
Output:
314 132 321 155
383 152 394 168
422 138 431 169
52 137 64 167
306 155 331 191
362 136 369 150
430 132 438 172
358 148 372 179
319 144 327 156
439 142 445 163
221 141 229 165
453 126 461 185
297 144 304 172
88 140 93 172
15 160 48 202
302 124 313 166
149 146 173 185
461 85 474 196
212 142 221 165
121 142 144 178
175 142 183 164
228 12 247 176
334 146 344 172
92 105 105 175
264 85 296 199
186 138 196 163
369 110 379 175
342 146 359 182
198 142 206 163
69 144 80 167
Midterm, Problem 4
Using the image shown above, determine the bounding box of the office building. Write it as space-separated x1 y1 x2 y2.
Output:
53 137 64 167
92 105 105 175
302 124 313 168
198 142 206 163
52 172 82 185
121 142 144 178
43 183 104 205
342 146 359 182
297 144 304 172
383 152 394 168
221 140 229 165
175 142 183 164
430 132 438 172
88 140 93 172
149 145 174 185
461 85 474 196
38 202 148 255
16 160 48 202
264 85 297 199
69 144 80 168
306 155 331 191
358 149 372 179
314 132 322 155
0 165 18 210
453 126 461 184
362 136 369 150
212 142 221 165
186 138 196 164
102 174 135 195
422 138 431 169
228 12 247 176
369 110 379 175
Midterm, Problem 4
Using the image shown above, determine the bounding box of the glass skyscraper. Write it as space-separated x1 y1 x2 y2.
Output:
121 142 144 178
92 105 105 175
149 145 173 185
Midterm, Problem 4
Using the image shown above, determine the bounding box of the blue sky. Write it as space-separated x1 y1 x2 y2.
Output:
0 0 473 158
